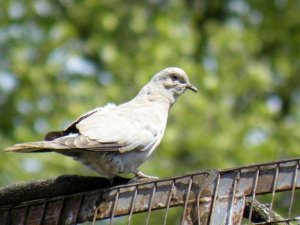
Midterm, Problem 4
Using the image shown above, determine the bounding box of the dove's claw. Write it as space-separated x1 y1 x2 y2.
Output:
135 171 159 179
129 171 159 183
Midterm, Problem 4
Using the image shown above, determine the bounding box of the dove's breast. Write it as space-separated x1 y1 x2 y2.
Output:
76 124 165 177
76 140 161 178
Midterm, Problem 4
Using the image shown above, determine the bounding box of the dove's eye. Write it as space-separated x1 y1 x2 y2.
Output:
171 74 179 81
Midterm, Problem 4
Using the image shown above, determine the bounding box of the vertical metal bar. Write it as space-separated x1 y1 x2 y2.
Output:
288 162 299 218
145 182 156 225
55 197 65 225
196 173 209 225
227 171 240 224
208 173 220 225
127 186 138 225
39 200 48 225
269 164 279 222
5 208 12 225
93 191 106 225
92 208 98 225
248 167 260 225
162 180 175 225
196 187 201 225
74 194 84 223
109 188 120 225
180 176 193 225
22 203 29 225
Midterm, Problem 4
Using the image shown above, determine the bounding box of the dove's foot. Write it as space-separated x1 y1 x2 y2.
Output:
135 171 159 179
129 171 159 183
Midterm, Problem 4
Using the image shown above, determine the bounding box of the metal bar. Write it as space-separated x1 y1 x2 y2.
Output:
145 183 156 225
22 203 29 225
288 161 298 218
109 188 120 225
269 164 279 222
248 167 260 224
162 180 175 225
208 173 220 225
74 194 84 223
180 176 193 225
39 200 47 225
5 208 11 225
197 172 217 225
93 191 106 225
227 171 240 224
221 158 300 172
196 173 209 225
196 186 201 225
127 186 138 225
232 172 246 225
55 197 65 225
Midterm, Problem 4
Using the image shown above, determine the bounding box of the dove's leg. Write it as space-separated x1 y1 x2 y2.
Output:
129 171 158 183
133 171 159 180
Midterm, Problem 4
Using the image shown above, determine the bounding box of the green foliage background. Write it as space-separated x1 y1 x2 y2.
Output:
0 0 300 220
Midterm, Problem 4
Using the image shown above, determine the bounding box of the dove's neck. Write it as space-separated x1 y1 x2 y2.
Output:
136 84 177 108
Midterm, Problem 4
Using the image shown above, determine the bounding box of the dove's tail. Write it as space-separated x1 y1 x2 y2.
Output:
5 141 55 153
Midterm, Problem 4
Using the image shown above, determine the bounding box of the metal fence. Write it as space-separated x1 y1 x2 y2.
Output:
1 158 300 224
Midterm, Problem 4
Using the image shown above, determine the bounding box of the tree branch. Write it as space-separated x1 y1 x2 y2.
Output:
244 198 287 225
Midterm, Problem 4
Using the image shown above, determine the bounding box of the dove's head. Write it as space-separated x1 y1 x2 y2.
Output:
146 67 198 104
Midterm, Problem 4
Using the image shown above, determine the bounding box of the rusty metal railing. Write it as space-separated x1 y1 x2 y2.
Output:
1 158 300 224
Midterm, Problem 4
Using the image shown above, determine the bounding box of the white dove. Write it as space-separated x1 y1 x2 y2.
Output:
6 67 198 181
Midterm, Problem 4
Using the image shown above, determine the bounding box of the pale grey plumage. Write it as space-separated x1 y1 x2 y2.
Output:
6 67 198 179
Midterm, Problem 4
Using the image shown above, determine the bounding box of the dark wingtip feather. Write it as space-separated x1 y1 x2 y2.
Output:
44 131 64 141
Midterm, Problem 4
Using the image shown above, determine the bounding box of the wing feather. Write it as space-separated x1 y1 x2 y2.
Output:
74 103 165 153
49 101 167 153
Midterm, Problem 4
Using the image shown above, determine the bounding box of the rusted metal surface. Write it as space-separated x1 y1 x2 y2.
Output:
0 158 300 224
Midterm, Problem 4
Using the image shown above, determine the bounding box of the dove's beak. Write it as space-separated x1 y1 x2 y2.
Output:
186 83 198 93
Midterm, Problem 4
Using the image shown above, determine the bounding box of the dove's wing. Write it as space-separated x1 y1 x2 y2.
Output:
67 103 116 132
44 103 116 141
74 102 167 153
47 99 168 153
7 101 167 154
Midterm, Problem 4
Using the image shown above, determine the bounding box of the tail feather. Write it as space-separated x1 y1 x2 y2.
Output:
5 141 55 153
